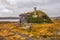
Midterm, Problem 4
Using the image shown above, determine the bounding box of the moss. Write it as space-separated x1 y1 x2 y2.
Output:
23 10 53 23
28 17 44 23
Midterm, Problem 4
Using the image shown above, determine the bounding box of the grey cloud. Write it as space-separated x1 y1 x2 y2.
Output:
50 0 60 3
0 0 60 17
17 2 39 8
16 0 60 9
16 0 50 8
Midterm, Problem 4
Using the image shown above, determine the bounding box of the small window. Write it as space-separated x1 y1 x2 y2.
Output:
43 16 47 19
42 16 47 21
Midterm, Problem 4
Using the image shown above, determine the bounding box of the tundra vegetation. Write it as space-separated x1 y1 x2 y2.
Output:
0 22 60 40
0 10 60 40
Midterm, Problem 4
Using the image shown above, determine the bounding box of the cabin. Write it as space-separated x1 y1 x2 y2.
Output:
19 7 52 24
19 13 31 24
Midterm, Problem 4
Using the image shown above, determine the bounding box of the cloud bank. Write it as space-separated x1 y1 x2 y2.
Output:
0 0 60 17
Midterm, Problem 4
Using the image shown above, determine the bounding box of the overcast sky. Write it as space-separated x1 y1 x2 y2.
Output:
0 0 60 17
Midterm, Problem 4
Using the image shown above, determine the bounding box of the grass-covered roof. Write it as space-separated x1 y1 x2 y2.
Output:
20 10 53 23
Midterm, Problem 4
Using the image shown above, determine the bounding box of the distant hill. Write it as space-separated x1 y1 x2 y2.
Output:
0 17 19 22
51 16 60 20
0 17 19 19
51 16 60 23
